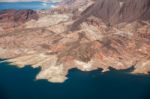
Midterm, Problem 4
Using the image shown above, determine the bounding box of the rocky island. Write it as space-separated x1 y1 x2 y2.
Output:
0 0 150 83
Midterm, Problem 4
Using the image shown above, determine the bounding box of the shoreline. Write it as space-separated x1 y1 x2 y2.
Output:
0 59 149 83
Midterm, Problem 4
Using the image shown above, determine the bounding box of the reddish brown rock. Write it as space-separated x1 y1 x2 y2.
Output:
0 9 39 32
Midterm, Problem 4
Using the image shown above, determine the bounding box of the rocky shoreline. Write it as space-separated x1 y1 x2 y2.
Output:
0 0 150 83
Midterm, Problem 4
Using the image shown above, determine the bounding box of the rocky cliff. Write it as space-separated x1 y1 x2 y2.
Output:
0 0 150 83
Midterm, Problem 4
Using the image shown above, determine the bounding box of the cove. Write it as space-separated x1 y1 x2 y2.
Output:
0 61 150 99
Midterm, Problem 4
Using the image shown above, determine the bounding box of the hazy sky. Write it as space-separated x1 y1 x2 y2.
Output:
0 0 62 2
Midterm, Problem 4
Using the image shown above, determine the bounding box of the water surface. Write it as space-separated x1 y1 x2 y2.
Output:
0 61 150 99
0 2 56 10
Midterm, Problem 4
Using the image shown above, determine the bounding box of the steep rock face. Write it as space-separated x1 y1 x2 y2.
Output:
72 0 150 30
0 9 39 32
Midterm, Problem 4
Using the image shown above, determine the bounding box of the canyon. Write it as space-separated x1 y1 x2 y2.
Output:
0 0 150 83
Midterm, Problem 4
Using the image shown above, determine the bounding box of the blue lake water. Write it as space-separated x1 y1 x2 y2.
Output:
0 2 56 10
0 61 150 99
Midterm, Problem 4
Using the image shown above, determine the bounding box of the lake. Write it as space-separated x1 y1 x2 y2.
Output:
0 2 56 10
0 61 150 99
